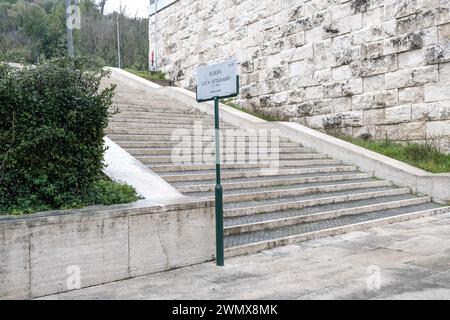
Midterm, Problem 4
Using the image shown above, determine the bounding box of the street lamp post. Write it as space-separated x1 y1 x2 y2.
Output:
116 15 121 69
150 0 158 72
65 0 74 57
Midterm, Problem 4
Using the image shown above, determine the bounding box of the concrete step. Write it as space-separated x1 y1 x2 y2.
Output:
224 204 450 257
112 97 183 106
125 147 316 156
174 172 374 192
112 105 204 114
106 127 276 137
113 140 300 149
224 187 411 217
108 133 294 144
224 196 432 235
196 180 392 203
109 120 235 129
146 160 342 172
111 107 204 116
139 155 342 166
160 165 359 182
107 126 238 135
112 111 213 120
109 117 224 125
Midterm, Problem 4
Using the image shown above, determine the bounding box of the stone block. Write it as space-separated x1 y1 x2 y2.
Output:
351 54 397 77
399 86 424 104
314 68 332 84
350 0 371 14
323 78 363 98
323 13 362 38
363 74 385 92
290 43 314 61
363 108 385 126
305 85 325 100
332 34 353 51
426 120 450 137
333 97 352 113
384 105 412 124
400 121 426 140
439 62 450 83
363 6 384 27
412 101 450 121
289 59 314 77
424 84 450 102
425 42 450 64
372 124 401 140
352 90 398 110
398 49 426 69
297 101 315 117
384 33 424 55
439 23 450 41
333 47 361 67
332 2 352 20
332 65 352 81
384 0 438 20
305 114 327 128
326 111 364 127
288 4 305 21
361 41 384 59
385 66 438 89
395 9 438 34
288 88 306 104
353 20 396 44
312 98 334 115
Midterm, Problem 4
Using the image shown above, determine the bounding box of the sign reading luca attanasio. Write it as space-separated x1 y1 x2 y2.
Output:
196 59 239 102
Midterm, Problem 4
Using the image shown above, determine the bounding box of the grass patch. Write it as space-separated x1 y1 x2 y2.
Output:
339 136 450 173
221 99 283 122
2 178 141 216
125 68 167 81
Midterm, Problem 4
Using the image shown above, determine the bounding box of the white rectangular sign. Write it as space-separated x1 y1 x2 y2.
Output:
196 59 238 101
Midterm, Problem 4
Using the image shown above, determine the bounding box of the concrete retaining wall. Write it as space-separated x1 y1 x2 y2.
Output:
150 0 450 151
0 198 214 299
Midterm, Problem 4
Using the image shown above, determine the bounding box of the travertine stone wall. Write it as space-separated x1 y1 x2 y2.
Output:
151 0 450 149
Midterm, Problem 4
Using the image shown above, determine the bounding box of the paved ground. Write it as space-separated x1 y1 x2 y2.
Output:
42 213 450 300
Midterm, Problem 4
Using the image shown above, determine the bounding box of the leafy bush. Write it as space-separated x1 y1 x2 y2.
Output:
0 57 138 214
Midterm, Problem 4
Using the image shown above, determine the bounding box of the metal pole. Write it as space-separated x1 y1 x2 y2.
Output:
214 97 224 267
154 0 158 71
116 16 121 69
65 0 74 57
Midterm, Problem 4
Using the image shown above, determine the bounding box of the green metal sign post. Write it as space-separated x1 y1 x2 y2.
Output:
196 59 239 267
213 96 224 266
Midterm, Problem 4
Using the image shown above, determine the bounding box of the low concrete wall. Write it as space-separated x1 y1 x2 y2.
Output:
0 198 214 299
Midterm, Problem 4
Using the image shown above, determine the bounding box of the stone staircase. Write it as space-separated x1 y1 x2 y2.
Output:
106 82 449 257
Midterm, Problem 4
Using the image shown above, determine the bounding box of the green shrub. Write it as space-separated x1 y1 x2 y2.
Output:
339 136 450 173
124 68 167 81
0 57 129 214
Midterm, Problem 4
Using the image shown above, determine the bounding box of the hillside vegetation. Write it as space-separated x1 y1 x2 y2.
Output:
0 0 148 70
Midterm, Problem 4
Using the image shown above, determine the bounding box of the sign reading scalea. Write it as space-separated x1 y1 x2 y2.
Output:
196 59 238 102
